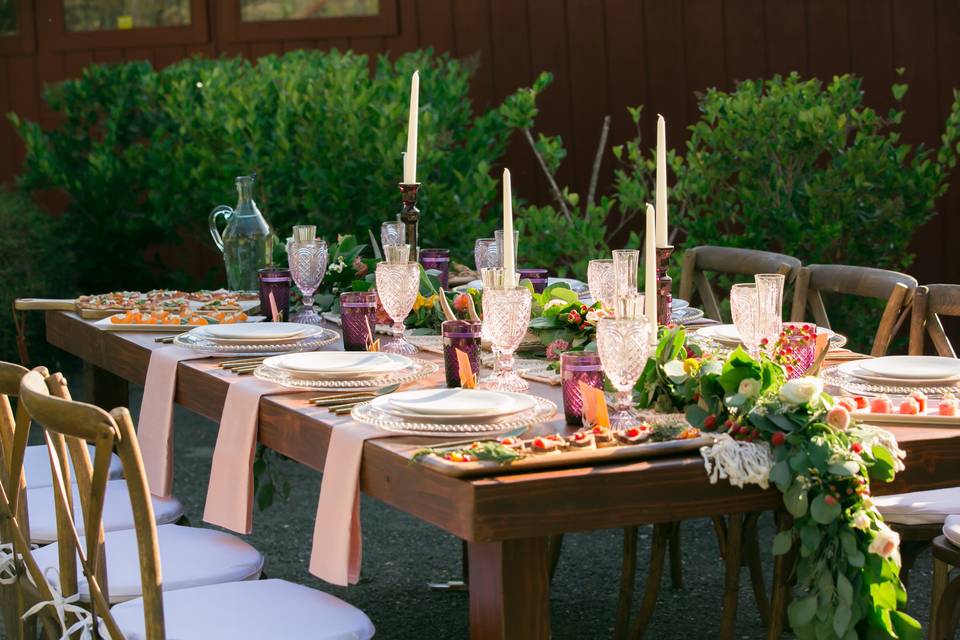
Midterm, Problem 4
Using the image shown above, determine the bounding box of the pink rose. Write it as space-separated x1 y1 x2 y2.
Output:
868 523 900 559
826 405 851 431
352 255 369 278
545 339 571 361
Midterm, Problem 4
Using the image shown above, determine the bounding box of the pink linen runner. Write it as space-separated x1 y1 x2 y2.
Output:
137 346 212 497
309 419 393 586
203 377 302 534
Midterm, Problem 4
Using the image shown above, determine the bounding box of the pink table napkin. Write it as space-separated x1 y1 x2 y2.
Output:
309 419 393 586
138 346 212 497
203 377 302 534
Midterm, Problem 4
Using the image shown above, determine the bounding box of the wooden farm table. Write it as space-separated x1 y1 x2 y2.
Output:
43 311 960 639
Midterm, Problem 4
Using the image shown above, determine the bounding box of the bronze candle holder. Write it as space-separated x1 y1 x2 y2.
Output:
656 246 673 325
399 182 421 260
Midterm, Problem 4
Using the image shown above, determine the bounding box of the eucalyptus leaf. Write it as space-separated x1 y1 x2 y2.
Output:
784 481 809 518
772 531 792 556
810 494 841 524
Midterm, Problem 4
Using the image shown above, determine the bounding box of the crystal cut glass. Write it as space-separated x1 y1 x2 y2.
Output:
286 237 328 325
730 283 761 357
381 220 406 248
480 286 532 392
375 261 421 355
755 273 786 354
612 249 639 299
474 238 499 272
597 317 651 429
588 259 616 310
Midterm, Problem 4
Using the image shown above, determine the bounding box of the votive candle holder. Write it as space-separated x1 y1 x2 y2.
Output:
340 291 378 351
258 268 291 323
518 268 550 293
560 351 604 425
420 248 451 289
442 320 482 388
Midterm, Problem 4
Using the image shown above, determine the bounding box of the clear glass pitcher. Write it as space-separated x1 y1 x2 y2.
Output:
209 174 275 291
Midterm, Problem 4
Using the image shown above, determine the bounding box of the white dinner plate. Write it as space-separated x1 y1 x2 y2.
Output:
194 323 321 344
379 389 537 420
671 298 690 310
263 352 412 379
837 361 960 386
858 356 960 381
204 322 305 340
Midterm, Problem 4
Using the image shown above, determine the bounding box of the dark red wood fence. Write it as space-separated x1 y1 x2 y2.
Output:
1 0 958 284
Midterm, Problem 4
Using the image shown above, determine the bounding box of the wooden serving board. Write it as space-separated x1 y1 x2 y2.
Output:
411 435 715 478
853 411 960 427
94 315 266 333
15 298 118 319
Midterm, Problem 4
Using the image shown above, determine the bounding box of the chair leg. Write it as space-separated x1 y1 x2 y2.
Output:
743 512 770 628
719 514 744 640
613 526 638 640
930 559 951 639
933 572 960 640
668 523 683 589
628 523 671 640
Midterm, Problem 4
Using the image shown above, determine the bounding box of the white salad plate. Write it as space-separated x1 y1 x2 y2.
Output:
837 361 960 387
263 352 412 379
204 322 306 340
382 389 537 420
857 356 960 381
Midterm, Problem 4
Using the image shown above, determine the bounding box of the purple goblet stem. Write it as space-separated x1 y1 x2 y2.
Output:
655 246 673 325
561 352 603 425
258 268 291 322
340 292 378 351
399 183 421 258
442 320 481 388
420 249 451 289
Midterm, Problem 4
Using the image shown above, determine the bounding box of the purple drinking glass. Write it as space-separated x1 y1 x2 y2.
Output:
442 320 482 388
258 268 291 322
560 351 603 425
518 268 550 293
419 248 451 290
340 291 378 351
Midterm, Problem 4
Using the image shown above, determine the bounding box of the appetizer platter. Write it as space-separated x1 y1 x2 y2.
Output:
15 289 259 320
95 309 261 332
410 420 710 477
840 391 960 426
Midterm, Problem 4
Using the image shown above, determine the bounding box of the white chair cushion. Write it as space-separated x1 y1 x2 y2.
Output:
31 524 263 602
944 515 960 548
23 444 123 488
111 579 375 640
874 487 960 525
27 479 183 544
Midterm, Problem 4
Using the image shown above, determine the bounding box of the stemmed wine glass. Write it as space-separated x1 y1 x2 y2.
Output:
588 259 616 310
730 283 761 357
596 317 651 429
286 229 328 325
480 281 532 392
375 260 420 355
381 221 406 248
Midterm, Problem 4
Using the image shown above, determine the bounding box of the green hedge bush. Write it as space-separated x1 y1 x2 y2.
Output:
11 49 545 293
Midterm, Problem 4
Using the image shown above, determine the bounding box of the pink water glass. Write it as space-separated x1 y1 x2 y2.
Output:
340 291 378 351
518 268 549 293
560 351 603 425
779 322 817 378
258 268 291 322
442 320 482 388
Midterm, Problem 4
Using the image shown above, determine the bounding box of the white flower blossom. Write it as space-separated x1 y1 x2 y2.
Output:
779 377 823 406
738 378 761 398
868 522 901 560
663 360 688 383
852 510 871 531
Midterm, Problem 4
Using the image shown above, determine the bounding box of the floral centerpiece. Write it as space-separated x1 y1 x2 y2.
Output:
638 327 920 640
526 283 608 360
312 234 377 311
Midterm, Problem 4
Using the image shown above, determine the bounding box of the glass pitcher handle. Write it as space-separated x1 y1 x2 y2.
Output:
209 205 233 252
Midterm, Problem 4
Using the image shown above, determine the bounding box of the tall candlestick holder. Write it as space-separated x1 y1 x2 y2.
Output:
399 182 421 260
656 246 673 325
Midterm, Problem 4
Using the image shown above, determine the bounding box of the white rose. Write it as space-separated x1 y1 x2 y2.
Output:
851 510 871 531
868 522 900 560
779 377 824 405
663 359 688 383
543 299 567 312
738 378 761 398
701 360 723 377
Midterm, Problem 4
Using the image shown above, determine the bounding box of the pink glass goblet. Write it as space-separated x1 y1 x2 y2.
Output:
374 261 420 355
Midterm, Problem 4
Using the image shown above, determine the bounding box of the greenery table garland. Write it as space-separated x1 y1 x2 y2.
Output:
638 327 919 640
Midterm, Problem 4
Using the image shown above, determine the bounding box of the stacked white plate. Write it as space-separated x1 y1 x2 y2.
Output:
372 389 537 421
838 356 960 387
201 322 312 344
696 324 838 346
262 352 413 380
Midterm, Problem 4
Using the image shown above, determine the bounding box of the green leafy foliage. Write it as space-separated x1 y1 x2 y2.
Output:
11 49 538 293
615 73 960 349
0 188 73 364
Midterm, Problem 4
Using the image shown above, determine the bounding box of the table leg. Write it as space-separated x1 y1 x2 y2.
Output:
767 510 795 640
468 537 550 640
82 362 129 411
719 513 744 640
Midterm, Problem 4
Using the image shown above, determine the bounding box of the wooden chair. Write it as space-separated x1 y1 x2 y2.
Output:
790 264 918 357
678 246 802 322
909 284 960 357
18 369 376 639
929 535 960 639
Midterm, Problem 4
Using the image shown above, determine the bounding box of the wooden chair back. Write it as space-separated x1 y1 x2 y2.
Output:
909 285 960 357
678 246 802 322
18 369 166 639
790 264 918 357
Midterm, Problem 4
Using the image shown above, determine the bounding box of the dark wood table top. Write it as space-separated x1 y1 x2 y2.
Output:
45 311 960 543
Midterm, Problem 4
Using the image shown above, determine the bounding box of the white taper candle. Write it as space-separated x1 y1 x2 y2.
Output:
645 203 658 340
403 70 420 184
655 114 668 248
502 168 515 287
